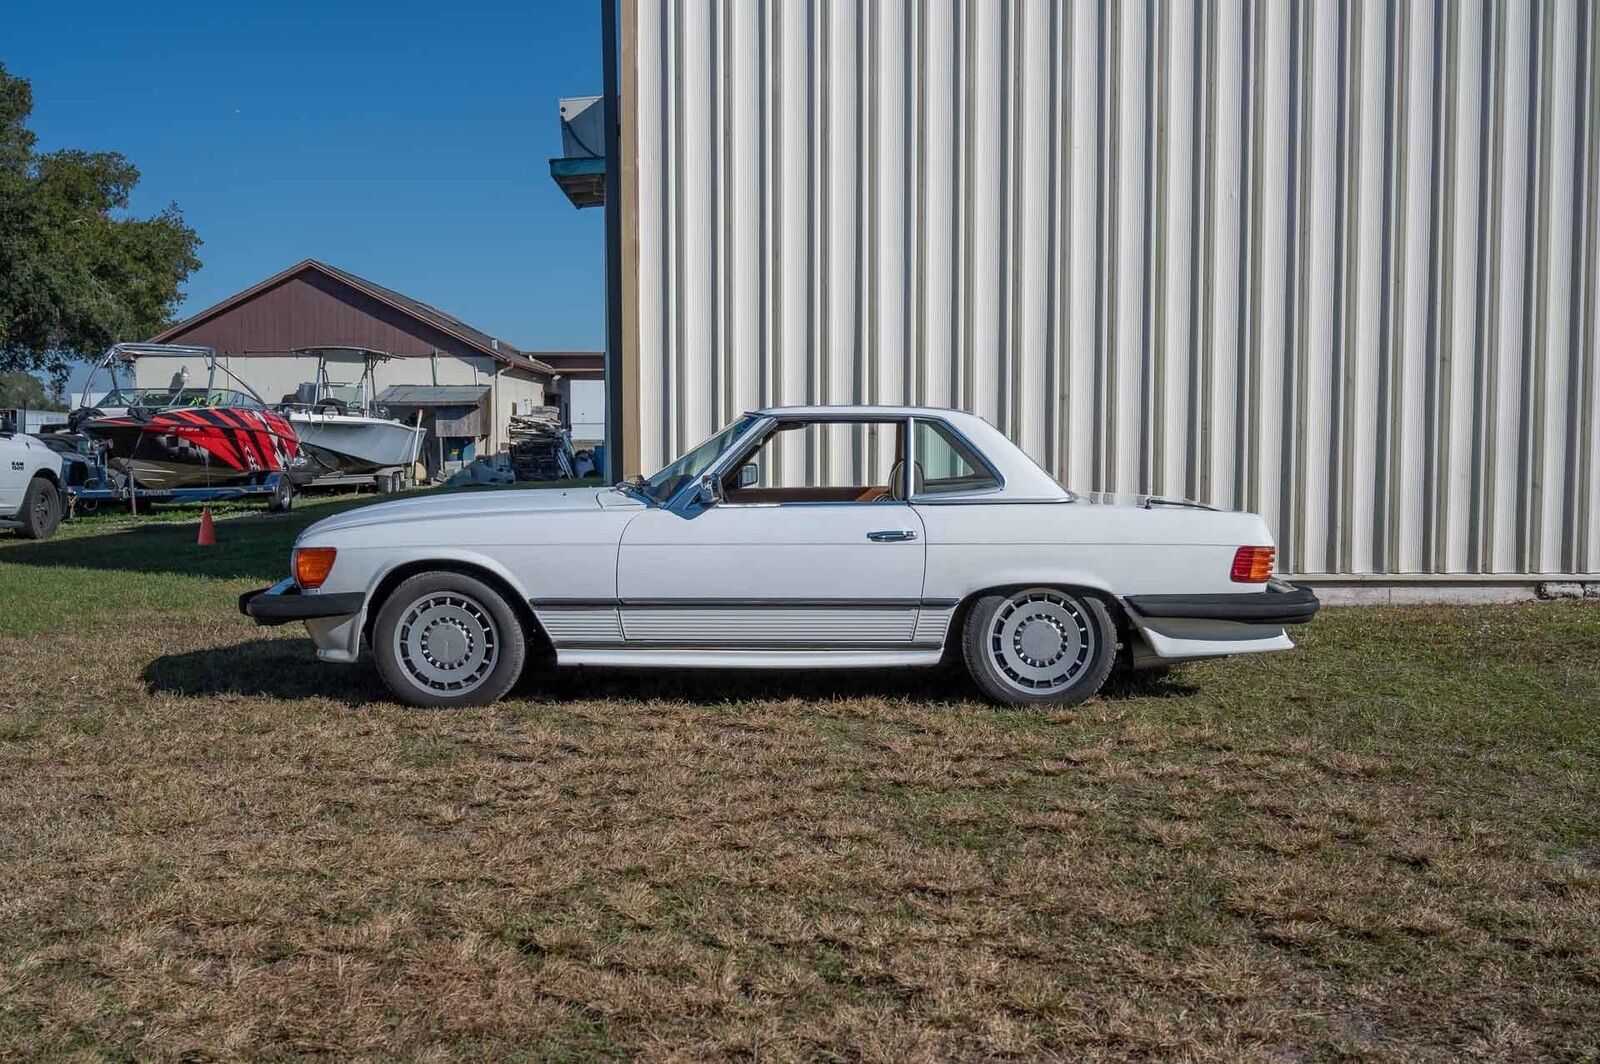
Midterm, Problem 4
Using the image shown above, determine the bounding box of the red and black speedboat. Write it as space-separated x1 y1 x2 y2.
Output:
83 406 301 489
74 343 307 490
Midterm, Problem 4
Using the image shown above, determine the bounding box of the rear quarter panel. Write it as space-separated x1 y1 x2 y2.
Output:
915 502 1275 600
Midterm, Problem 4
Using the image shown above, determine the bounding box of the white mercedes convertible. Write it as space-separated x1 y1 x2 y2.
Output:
242 406 1318 707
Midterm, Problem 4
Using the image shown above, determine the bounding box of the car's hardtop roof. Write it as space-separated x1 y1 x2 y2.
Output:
756 403 969 418
747 405 1069 501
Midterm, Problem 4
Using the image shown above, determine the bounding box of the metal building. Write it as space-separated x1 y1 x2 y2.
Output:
600 0 1598 583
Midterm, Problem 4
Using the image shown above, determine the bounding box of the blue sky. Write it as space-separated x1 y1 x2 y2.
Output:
8 0 605 392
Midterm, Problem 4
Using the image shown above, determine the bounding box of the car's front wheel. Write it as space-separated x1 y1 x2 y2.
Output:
372 571 527 707
961 587 1117 706
16 476 61 540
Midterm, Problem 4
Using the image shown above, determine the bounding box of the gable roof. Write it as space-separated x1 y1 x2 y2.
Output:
151 259 554 375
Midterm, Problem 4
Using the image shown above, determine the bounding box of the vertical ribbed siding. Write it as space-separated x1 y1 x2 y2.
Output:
626 0 1600 577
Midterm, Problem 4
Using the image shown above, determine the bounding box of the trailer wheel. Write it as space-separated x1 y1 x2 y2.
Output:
267 477 295 513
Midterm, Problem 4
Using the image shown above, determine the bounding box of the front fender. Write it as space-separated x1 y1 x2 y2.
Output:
361 547 536 605
300 546 543 665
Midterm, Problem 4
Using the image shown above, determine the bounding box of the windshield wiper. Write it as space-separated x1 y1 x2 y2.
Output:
615 475 655 504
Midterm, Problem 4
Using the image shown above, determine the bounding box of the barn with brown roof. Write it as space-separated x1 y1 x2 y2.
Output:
141 259 600 476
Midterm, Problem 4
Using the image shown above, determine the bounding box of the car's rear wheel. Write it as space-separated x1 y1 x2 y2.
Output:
16 477 61 539
373 572 526 707
961 587 1116 706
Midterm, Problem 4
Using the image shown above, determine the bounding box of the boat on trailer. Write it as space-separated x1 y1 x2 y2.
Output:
72 343 307 492
280 348 425 482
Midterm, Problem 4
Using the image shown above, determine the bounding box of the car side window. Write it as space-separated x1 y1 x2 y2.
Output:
912 420 1000 496
720 419 908 504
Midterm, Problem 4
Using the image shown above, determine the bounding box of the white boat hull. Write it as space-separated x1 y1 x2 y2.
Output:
289 414 424 476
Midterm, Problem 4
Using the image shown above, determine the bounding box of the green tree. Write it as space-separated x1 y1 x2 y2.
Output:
0 62 200 383
0 369 63 410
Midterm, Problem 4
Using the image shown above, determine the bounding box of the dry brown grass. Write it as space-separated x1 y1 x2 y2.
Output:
0 562 1597 1058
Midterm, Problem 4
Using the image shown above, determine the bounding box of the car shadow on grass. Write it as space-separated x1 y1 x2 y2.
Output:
144 638 1201 707
142 637 386 704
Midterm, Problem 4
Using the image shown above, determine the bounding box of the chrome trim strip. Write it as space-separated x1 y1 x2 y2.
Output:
558 640 928 651
533 597 959 609
910 496 1075 506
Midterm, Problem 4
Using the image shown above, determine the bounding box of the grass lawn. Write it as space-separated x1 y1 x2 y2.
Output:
0 493 1596 1059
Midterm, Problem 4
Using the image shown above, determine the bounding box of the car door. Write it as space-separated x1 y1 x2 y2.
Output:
615 418 929 649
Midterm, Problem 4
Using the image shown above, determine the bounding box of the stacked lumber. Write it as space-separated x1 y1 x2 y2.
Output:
508 409 577 481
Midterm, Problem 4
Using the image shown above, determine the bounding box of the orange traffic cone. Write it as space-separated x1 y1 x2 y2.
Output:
197 506 217 547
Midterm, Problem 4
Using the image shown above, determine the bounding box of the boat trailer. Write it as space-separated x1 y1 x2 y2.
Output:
64 444 296 515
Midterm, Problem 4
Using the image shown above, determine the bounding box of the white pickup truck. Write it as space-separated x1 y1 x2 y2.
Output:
0 429 63 539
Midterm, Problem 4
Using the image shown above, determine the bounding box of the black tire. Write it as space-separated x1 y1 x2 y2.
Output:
16 477 61 540
372 571 527 708
267 476 294 513
961 587 1117 707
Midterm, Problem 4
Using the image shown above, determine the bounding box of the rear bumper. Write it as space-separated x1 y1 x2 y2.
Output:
240 578 365 627
1124 581 1319 626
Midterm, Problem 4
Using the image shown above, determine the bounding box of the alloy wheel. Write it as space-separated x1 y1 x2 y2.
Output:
987 589 1096 694
392 591 500 695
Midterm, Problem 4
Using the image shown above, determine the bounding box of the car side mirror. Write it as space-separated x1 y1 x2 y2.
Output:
737 463 759 489
695 475 720 507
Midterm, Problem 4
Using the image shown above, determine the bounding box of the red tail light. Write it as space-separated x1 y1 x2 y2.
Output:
1231 546 1275 583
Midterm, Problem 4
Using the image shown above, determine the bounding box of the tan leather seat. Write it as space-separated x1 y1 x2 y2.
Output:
887 461 925 501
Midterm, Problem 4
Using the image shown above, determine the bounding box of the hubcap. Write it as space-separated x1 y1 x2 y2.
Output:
393 592 499 694
989 590 1095 693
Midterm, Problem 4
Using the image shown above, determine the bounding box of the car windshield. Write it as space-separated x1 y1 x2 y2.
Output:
639 414 761 503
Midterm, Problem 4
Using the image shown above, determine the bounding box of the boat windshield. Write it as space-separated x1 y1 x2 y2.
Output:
639 414 762 504
99 387 265 411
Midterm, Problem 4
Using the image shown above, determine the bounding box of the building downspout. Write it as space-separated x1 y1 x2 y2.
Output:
601 0 625 482
490 361 502 454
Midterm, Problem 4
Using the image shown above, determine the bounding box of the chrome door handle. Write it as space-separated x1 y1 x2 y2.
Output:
867 529 918 542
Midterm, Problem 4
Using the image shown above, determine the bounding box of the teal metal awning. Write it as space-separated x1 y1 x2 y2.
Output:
550 156 605 209
375 385 489 406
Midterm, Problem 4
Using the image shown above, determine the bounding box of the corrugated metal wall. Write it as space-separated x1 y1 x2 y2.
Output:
624 0 1599 576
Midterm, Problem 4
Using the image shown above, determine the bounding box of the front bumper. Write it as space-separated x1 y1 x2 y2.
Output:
1124 581 1320 626
240 578 365 626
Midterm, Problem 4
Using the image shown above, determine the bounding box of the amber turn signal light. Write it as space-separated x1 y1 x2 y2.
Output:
294 547 338 589
1230 545 1275 583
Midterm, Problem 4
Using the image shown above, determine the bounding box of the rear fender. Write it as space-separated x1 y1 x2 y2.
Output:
935 570 1125 657
941 568 1119 605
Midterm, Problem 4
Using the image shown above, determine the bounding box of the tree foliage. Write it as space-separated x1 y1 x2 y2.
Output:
0 369 63 410
0 62 201 382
